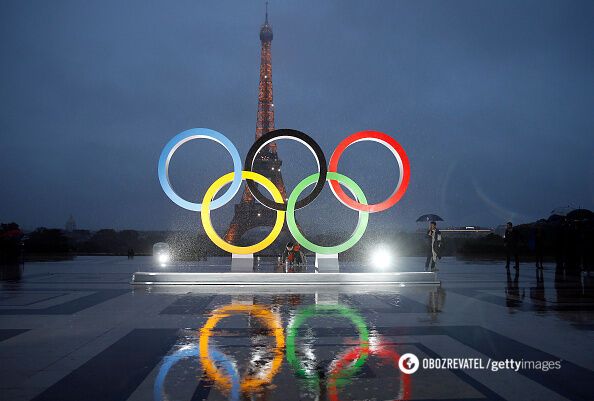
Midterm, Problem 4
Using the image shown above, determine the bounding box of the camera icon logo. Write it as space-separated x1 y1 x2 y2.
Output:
398 353 420 374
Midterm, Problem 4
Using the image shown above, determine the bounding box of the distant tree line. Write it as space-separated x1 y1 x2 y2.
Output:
5 211 592 265
17 227 228 260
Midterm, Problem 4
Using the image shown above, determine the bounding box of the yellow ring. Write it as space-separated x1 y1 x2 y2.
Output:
199 304 285 391
201 171 285 254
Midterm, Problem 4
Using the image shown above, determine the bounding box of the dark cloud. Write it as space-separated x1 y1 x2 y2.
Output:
1 0 593 232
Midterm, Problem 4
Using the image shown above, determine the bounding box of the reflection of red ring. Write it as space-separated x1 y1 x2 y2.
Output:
328 131 410 213
327 344 411 401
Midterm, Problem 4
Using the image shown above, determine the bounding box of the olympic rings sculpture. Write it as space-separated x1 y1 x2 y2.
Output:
199 304 285 392
158 127 410 254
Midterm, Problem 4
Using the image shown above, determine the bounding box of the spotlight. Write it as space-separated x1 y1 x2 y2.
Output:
371 246 393 269
157 253 170 264
153 242 171 266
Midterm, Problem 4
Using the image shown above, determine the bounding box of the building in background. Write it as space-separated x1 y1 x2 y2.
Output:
65 215 76 232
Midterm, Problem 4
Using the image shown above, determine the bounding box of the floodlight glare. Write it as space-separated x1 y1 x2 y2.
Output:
371 246 393 269
153 242 171 265
157 253 170 264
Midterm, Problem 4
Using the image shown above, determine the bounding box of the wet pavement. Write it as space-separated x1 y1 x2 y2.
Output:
0 256 593 401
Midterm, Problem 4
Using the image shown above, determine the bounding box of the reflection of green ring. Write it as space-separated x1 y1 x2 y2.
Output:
286 172 369 254
286 304 369 389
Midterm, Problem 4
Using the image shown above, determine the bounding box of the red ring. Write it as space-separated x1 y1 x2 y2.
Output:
327 344 412 401
328 130 410 213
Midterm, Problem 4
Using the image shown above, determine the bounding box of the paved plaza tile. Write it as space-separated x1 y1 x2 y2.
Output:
0 256 592 401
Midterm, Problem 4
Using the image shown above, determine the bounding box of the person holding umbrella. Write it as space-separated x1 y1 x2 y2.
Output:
425 221 442 272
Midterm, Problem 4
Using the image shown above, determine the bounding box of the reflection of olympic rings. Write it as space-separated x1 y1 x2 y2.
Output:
199 304 285 392
154 345 198 401
201 171 285 254
327 342 411 401
208 346 241 401
154 344 240 401
244 129 327 211
286 304 369 389
158 128 410 254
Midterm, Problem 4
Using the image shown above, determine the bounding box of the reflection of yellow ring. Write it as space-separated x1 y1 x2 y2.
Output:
201 171 285 254
199 304 285 392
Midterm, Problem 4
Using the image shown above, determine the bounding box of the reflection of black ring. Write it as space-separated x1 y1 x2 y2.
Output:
244 129 327 211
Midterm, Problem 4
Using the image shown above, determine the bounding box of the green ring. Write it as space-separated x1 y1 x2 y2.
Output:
286 304 369 389
286 172 369 254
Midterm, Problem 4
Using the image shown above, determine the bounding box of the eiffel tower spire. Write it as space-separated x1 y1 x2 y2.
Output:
224 5 290 247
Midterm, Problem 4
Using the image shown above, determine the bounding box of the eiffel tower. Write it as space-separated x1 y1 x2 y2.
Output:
224 5 292 247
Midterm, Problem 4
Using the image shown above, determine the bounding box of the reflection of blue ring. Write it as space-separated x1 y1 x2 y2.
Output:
153 344 240 401
154 345 198 401
157 128 242 211
209 346 240 401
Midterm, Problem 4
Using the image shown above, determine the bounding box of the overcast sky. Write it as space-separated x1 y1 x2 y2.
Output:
1 0 593 234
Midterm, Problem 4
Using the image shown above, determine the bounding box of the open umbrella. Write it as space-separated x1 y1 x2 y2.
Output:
416 214 444 222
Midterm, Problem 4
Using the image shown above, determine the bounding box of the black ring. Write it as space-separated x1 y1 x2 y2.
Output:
244 129 327 211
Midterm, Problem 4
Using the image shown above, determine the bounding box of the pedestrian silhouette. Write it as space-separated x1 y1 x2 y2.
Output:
504 222 520 270
534 225 544 269
424 221 442 272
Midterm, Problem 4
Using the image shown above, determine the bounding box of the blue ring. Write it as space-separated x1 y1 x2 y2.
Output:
157 128 242 211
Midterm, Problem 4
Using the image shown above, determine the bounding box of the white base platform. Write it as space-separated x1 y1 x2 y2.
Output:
131 271 439 285
231 253 253 272
315 253 339 272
